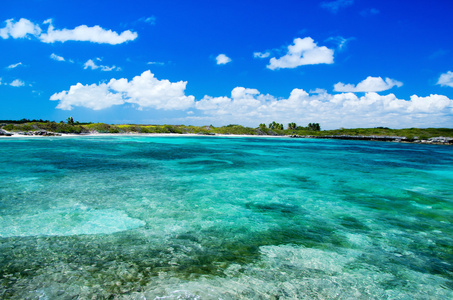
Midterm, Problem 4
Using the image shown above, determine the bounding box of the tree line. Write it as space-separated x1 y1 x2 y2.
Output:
259 122 321 131
0 118 51 124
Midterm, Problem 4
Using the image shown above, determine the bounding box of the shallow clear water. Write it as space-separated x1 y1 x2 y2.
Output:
0 136 452 299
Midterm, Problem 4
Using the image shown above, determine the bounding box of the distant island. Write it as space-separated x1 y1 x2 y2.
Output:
1 118 452 145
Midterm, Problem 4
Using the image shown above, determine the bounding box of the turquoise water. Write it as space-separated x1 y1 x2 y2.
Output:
0 136 452 299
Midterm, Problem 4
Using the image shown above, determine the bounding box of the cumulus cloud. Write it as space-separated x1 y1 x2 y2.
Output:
50 53 65 61
437 71 453 87
0 18 41 39
50 83 124 110
50 70 195 111
10 79 25 87
216 54 232 65
83 59 120 71
7 62 23 69
309 88 328 94
0 18 137 44
191 87 453 129
196 87 274 115
334 76 403 92
321 0 354 14
267 37 334 70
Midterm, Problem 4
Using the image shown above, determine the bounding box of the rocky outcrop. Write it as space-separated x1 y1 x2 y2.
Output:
289 135 453 145
17 130 62 136
0 129 13 136
419 137 453 145
289 135 409 142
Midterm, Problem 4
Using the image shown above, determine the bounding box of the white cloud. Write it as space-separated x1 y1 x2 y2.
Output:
40 21 137 44
216 54 232 65
0 18 41 39
83 59 98 70
191 87 453 129
321 0 354 14
102 66 117 71
10 79 25 87
50 83 125 110
196 87 273 115
407 94 452 113
309 88 328 94
50 70 195 111
437 71 453 87
147 61 165 66
334 76 403 92
253 51 270 59
0 18 137 44
50 53 65 61
83 59 120 71
48 70 453 129
109 71 194 110
267 37 334 70
7 62 23 69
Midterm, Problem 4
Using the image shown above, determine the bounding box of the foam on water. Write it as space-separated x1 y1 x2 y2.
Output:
0 136 452 299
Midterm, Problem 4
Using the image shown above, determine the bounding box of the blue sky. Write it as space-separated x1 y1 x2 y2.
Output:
1 0 452 129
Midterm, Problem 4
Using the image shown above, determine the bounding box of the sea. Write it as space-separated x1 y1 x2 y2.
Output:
0 135 452 299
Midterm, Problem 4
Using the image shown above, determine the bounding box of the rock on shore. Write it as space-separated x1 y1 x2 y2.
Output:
0 129 13 136
0 130 62 137
289 135 453 145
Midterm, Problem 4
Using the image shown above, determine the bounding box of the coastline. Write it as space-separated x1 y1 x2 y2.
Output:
2 122 452 145
1 131 452 145
0 132 288 139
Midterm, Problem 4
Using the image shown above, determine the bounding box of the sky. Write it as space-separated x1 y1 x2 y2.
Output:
1 0 452 129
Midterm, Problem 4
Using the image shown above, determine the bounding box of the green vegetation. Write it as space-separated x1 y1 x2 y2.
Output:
0 118 52 124
2 122 88 134
66 116 75 125
307 123 321 131
317 127 453 138
1 119 452 140
268 121 284 130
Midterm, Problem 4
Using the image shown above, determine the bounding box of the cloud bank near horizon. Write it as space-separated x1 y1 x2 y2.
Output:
50 71 453 129
50 70 194 111
334 76 403 92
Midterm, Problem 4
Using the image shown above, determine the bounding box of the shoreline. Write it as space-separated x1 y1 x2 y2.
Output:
1 131 452 145
0 132 288 139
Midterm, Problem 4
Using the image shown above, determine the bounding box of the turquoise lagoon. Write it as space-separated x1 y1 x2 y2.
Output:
0 136 452 299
